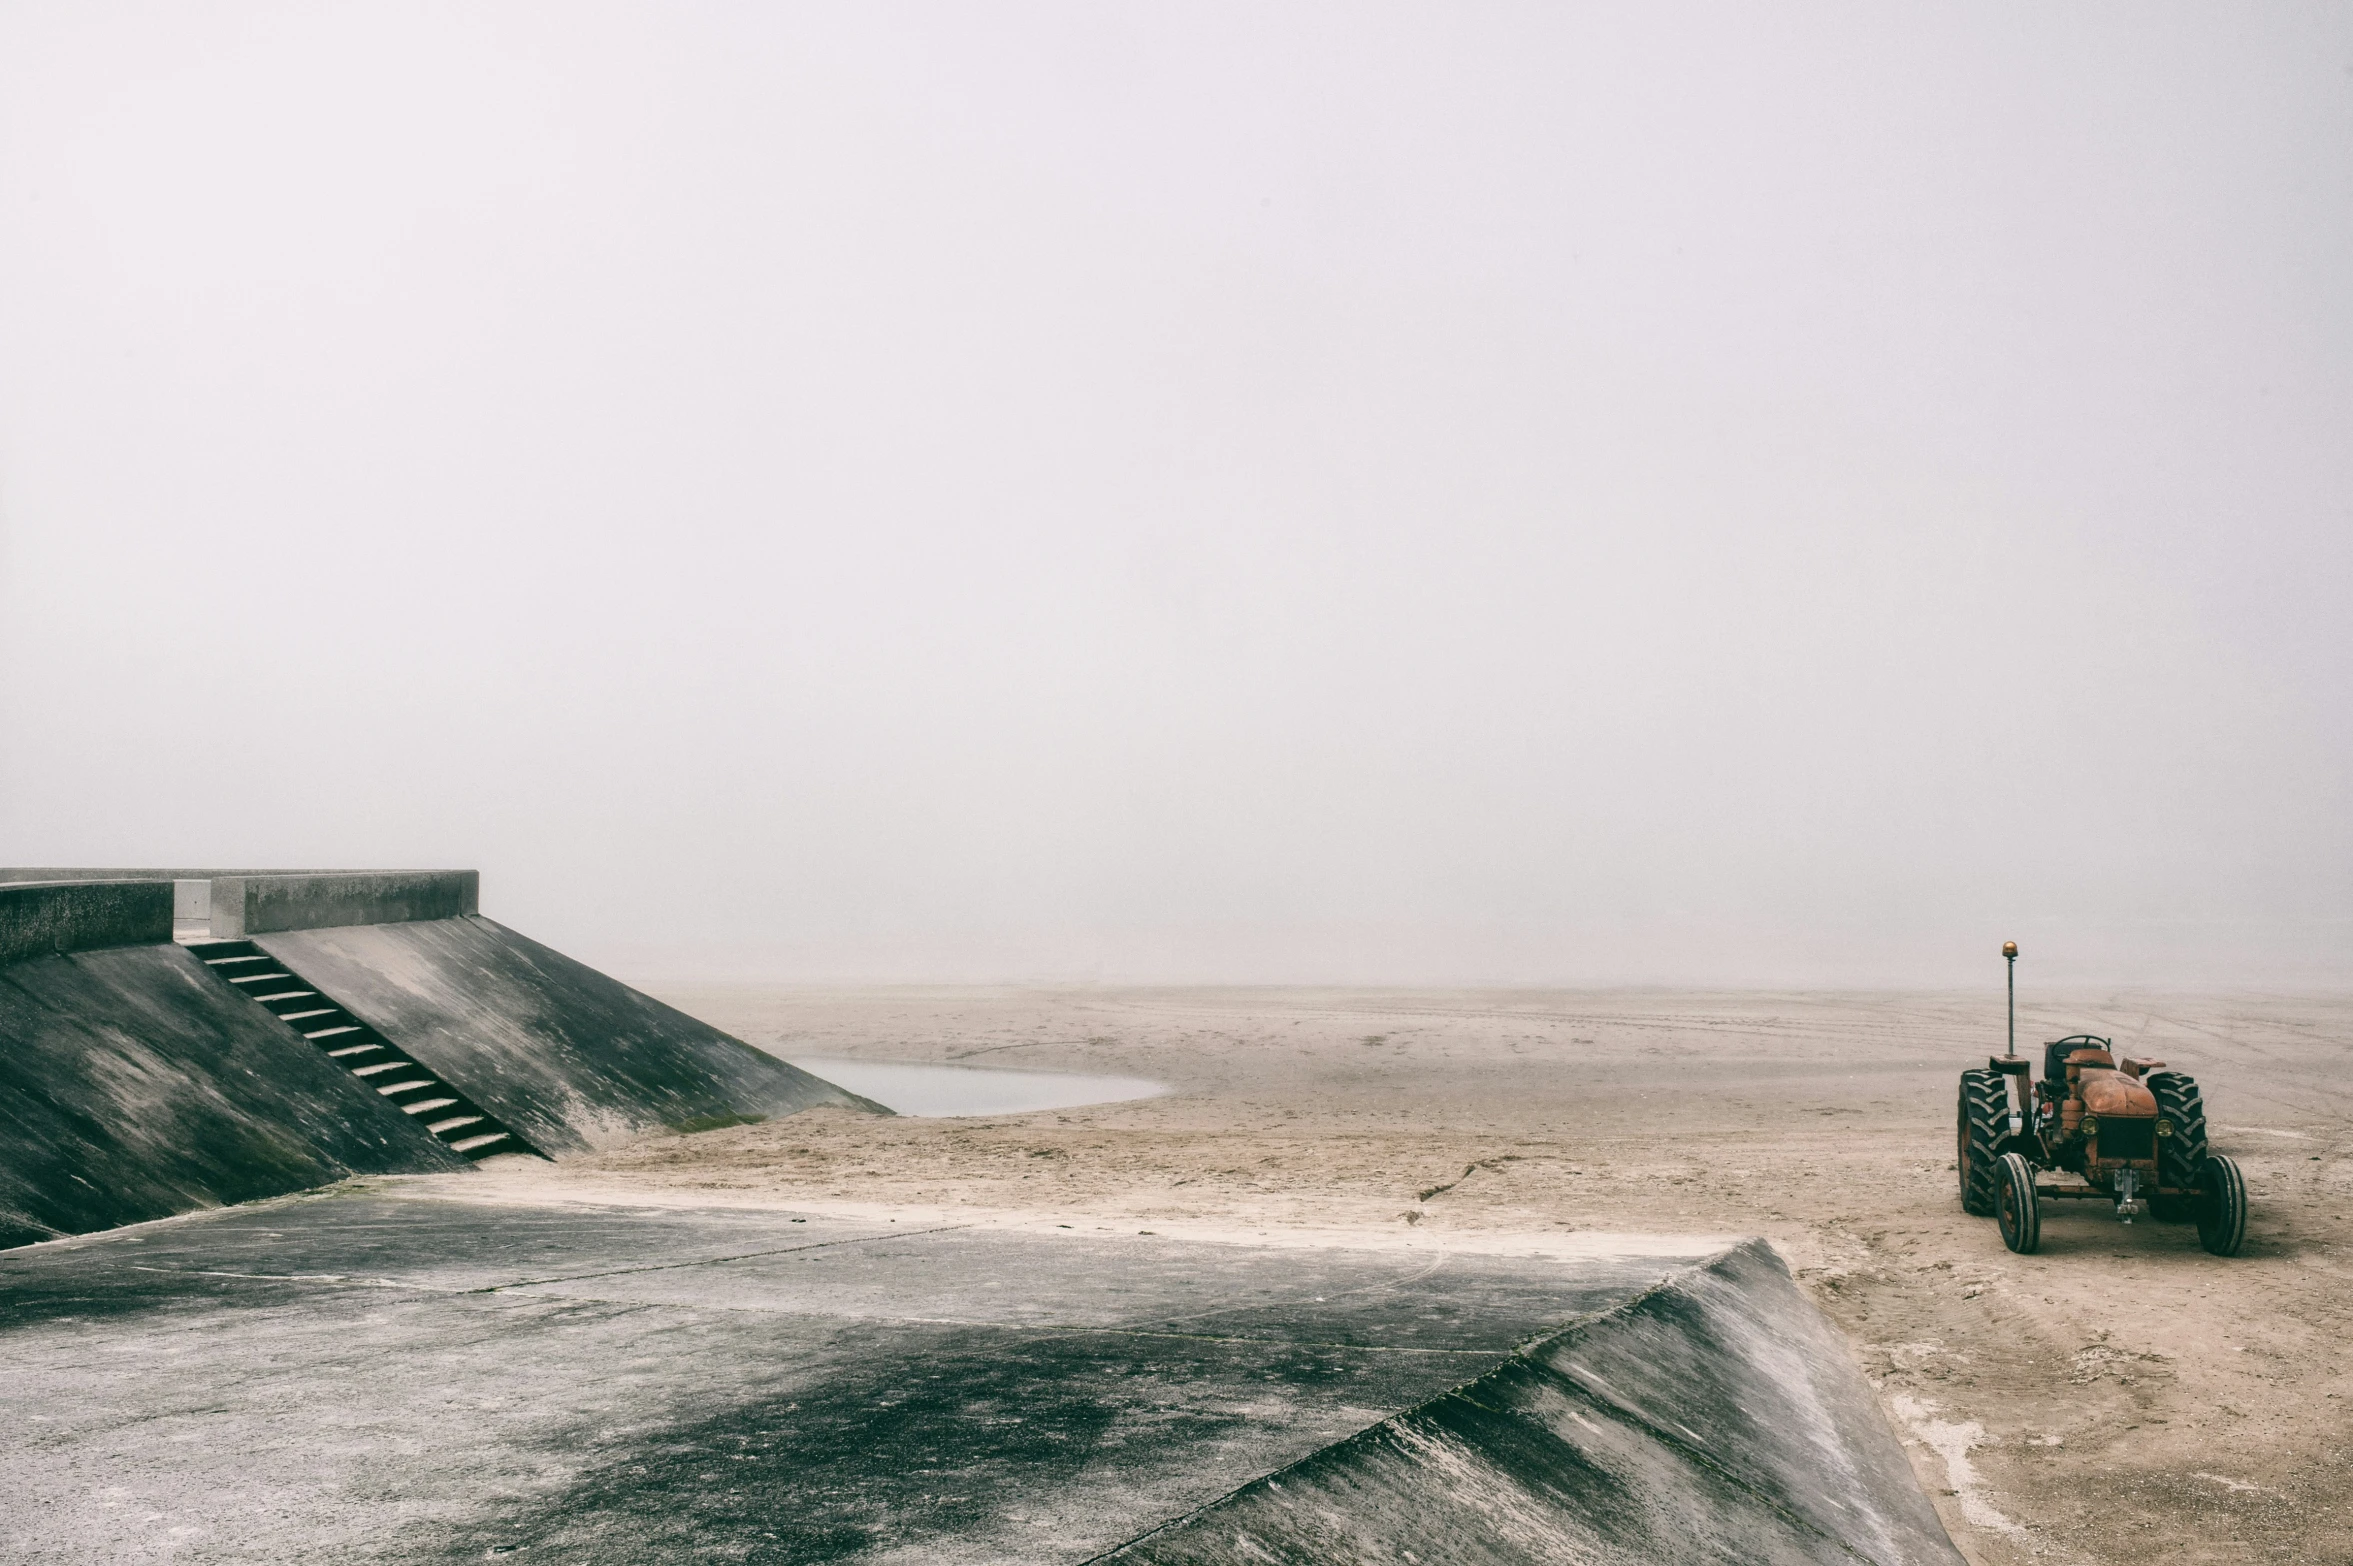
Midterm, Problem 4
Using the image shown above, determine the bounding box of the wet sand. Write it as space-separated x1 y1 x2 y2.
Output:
541 984 2353 1566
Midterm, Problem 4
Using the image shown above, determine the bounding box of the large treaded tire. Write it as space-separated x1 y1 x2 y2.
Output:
2148 1070 2209 1221
2197 1154 2247 1256
1996 1151 2041 1254
1957 1069 2006 1216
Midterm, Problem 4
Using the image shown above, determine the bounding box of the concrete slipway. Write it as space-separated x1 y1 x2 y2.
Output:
0 870 1965 1564
0 1185 1962 1566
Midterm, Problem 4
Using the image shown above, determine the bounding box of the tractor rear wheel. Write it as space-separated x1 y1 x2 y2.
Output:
1995 1152 2041 1254
1957 1069 2006 1216
2196 1154 2247 1257
2148 1071 2209 1222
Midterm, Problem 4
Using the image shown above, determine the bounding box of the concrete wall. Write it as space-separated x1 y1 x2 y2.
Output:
0 869 480 937
212 871 479 937
0 881 174 968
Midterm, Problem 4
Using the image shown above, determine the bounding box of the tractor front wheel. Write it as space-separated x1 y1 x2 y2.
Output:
1995 1152 2041 1254
1958 1069 2006 1216
2196 1154 2247 1257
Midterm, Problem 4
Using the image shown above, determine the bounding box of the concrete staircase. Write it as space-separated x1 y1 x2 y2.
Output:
187 940 543 1162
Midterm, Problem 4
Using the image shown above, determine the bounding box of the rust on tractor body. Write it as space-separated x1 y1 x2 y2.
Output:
2079 1070 2156 1118
2024 1038 2173 1186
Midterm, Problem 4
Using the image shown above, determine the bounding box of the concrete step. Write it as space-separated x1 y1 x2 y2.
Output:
184 939 546 1164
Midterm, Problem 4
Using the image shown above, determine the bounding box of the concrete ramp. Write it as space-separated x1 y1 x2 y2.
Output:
0 941 467 1249
253 915 877 1154
1104 1239 1961 1566
0 1193 1964 1563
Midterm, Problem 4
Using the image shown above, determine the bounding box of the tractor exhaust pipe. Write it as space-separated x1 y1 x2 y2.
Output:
2000 941 2024 1137
2003 941 2017 1059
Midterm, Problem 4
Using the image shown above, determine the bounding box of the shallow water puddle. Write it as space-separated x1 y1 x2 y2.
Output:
786 1057 1167 1117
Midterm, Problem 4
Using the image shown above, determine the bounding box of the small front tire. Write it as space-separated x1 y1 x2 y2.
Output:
1995 1152 2041 1254
2196 1154 2247 1257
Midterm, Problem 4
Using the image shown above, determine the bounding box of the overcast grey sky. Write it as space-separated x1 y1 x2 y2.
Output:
3 4 2348 986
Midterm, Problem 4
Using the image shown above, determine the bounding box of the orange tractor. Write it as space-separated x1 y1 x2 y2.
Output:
1957 942 2246 1255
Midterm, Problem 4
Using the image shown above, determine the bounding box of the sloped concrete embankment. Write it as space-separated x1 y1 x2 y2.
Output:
0 883 467 1251
0 873 874 1249
1102 1238 1964 1566
254 914 880 1155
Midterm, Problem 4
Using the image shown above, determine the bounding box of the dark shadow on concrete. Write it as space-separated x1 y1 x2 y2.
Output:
491 1321 1410 1564
0 1193 1754 1563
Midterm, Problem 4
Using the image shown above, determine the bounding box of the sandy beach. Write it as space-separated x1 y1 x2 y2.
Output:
469 984 2353 1566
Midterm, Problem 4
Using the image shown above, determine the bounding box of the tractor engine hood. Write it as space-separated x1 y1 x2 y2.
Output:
2078 1069 2157 1116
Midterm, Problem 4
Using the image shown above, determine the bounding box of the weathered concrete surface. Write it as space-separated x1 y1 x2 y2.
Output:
0 879 173 966
255 916 880 1154
0 869 479 937
0 1187 1963 1565
213 870 478 936
0 946 468 1249
1106 1239 1963 1565
0 1189 1776 1564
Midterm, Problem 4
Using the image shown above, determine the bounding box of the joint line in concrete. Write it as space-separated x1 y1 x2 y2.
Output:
119 1223 978 1296
475 1223 978 1292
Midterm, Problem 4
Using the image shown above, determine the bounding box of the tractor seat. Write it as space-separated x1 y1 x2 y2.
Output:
2043 1035 2114 1083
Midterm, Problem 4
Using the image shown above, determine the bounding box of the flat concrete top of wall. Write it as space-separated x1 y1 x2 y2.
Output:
0 881 174 966
0 869 434 883
0 870 480 939
214 872 480 937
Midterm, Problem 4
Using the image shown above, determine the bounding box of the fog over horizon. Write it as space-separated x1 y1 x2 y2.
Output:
3 5 2348 989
